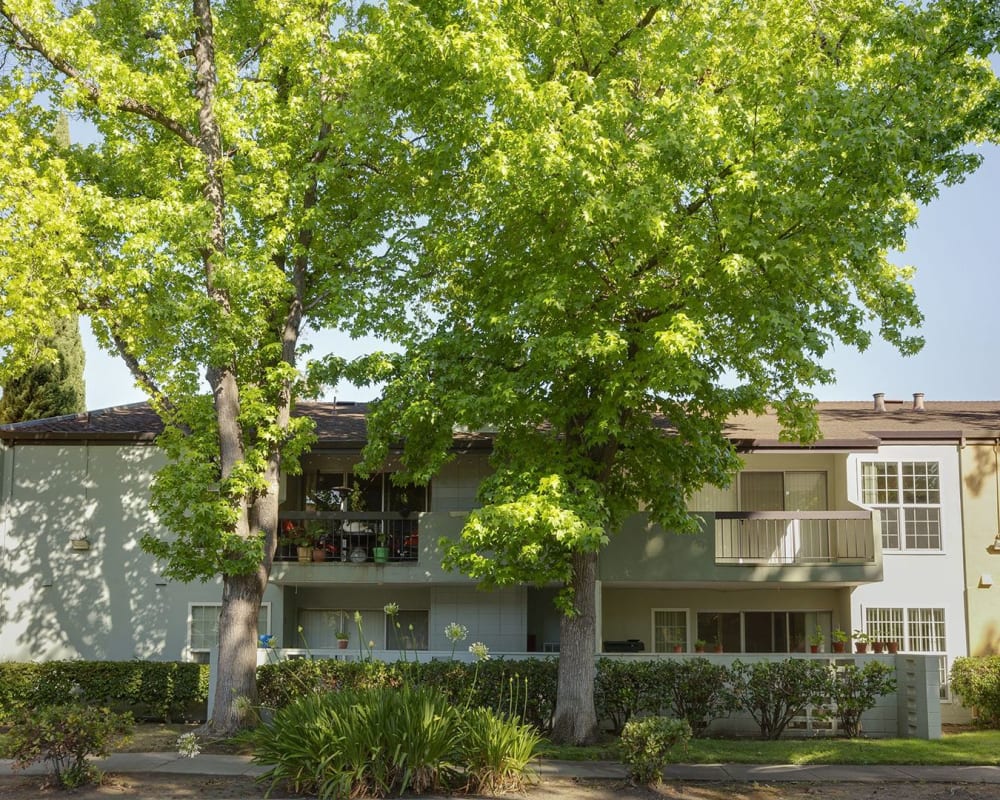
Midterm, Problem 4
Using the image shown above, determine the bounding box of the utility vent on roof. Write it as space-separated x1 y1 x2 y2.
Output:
913 392 925 411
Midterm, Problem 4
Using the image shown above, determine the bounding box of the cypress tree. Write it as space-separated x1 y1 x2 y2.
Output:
0 315 86 422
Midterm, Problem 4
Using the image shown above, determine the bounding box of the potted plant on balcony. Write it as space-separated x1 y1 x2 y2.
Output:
372 530 390 564
809 625 824 653
886 640 900 654
852 630 871 654
831 629 850 653
304 520 327 562
711 638 723 654
694 639 706 653
336 630 350 650
281 520 312 563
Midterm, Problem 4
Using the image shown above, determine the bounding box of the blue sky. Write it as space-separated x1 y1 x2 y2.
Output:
82 148 1000 410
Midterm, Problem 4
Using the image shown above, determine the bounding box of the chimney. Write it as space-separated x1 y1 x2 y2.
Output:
873 392 886 413
913 392 925 412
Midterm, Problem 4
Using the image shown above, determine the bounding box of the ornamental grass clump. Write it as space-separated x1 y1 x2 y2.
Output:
619 717 691 785
251 684 540 798
7 705 133 788
455 706 541 795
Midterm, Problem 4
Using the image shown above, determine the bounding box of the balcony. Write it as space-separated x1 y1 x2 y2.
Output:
268 511 472 586
599 510 882 586
714 511 878 566
275 512 419 564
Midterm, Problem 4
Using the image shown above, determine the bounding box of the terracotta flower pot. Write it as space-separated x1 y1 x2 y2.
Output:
872 641 884 654
337 639 348 649
673 644 683 653
810 645 819 653
855 642 868 654
832 642 846 653
887 641 899 654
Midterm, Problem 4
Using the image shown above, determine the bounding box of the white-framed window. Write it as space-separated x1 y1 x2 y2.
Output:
860 461 942 551
187 602 271 664
864 606 948 699
652 609 688 652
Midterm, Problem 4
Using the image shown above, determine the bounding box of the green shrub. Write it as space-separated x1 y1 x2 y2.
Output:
455 707 541 794
0 661 208 723
595 659 657 734
730 659 830 740
827 662 896 738
619 717 691 785
7 705 133 788
952 657 1000 727
648 658 737 737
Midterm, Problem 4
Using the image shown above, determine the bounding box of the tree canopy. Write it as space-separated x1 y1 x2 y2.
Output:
0 0 408 732
364 0 1000 742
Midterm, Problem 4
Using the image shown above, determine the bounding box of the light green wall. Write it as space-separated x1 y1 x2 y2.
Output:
0 442 283 662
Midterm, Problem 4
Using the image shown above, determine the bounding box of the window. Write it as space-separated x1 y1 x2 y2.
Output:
309 471 429 513
386 610 429 651
652 609 688 652
860 461 942 550
864 607 948 699
695 611 833 653
188 603 270 663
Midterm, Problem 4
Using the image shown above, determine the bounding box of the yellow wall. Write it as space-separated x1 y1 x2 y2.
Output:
960 443 1000 656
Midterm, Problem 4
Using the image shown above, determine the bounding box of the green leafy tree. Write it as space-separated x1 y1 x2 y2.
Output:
0 0 406 733
0 313 85 422
0 114 86 423
364 0 1000 743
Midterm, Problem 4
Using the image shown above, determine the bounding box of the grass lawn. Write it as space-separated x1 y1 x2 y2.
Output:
4 722 998 767
537 728 1000 766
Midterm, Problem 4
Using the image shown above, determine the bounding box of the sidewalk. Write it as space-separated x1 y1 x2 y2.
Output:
4 753 1000 784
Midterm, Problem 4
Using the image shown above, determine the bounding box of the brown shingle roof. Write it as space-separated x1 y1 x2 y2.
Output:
3 399 998 448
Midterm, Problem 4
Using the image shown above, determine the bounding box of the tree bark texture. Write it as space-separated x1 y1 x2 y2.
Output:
210 572 267 733
550 550 600 745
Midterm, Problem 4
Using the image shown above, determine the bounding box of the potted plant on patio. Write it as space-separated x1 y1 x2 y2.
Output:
336 630 350 649
831 629 850 653
694 639 706 653
886 640 900 654
809 625 824 653
852 630 871 653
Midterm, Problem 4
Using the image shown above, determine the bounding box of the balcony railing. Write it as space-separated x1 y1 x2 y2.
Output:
277 512 419 564
715 510 877 566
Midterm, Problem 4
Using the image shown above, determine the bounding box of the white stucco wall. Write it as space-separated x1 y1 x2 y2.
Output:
845 444 967 720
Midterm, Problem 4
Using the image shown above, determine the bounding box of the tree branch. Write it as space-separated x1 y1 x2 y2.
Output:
0 2 199 148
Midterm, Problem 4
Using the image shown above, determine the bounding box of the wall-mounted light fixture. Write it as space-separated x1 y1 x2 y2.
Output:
992 534 1000 552
980 573 994 588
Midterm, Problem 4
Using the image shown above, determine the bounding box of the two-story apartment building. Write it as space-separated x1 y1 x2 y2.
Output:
1 395 997 723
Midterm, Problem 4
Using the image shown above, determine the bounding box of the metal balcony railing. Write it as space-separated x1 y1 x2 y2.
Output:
276 512 420 564
714 510 877 565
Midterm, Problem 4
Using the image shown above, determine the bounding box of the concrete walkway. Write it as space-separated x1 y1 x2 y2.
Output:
3 753 1000 784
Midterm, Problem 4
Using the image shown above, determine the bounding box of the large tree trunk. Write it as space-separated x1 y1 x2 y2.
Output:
550 550 600 745
209 570 267 733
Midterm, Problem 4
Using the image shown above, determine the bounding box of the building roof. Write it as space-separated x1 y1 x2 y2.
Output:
2 397 999 449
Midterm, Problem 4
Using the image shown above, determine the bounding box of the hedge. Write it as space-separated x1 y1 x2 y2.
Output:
256 657 558 732
0 661 209 723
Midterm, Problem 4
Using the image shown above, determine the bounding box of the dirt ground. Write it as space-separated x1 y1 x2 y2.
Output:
3 774 1000 800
